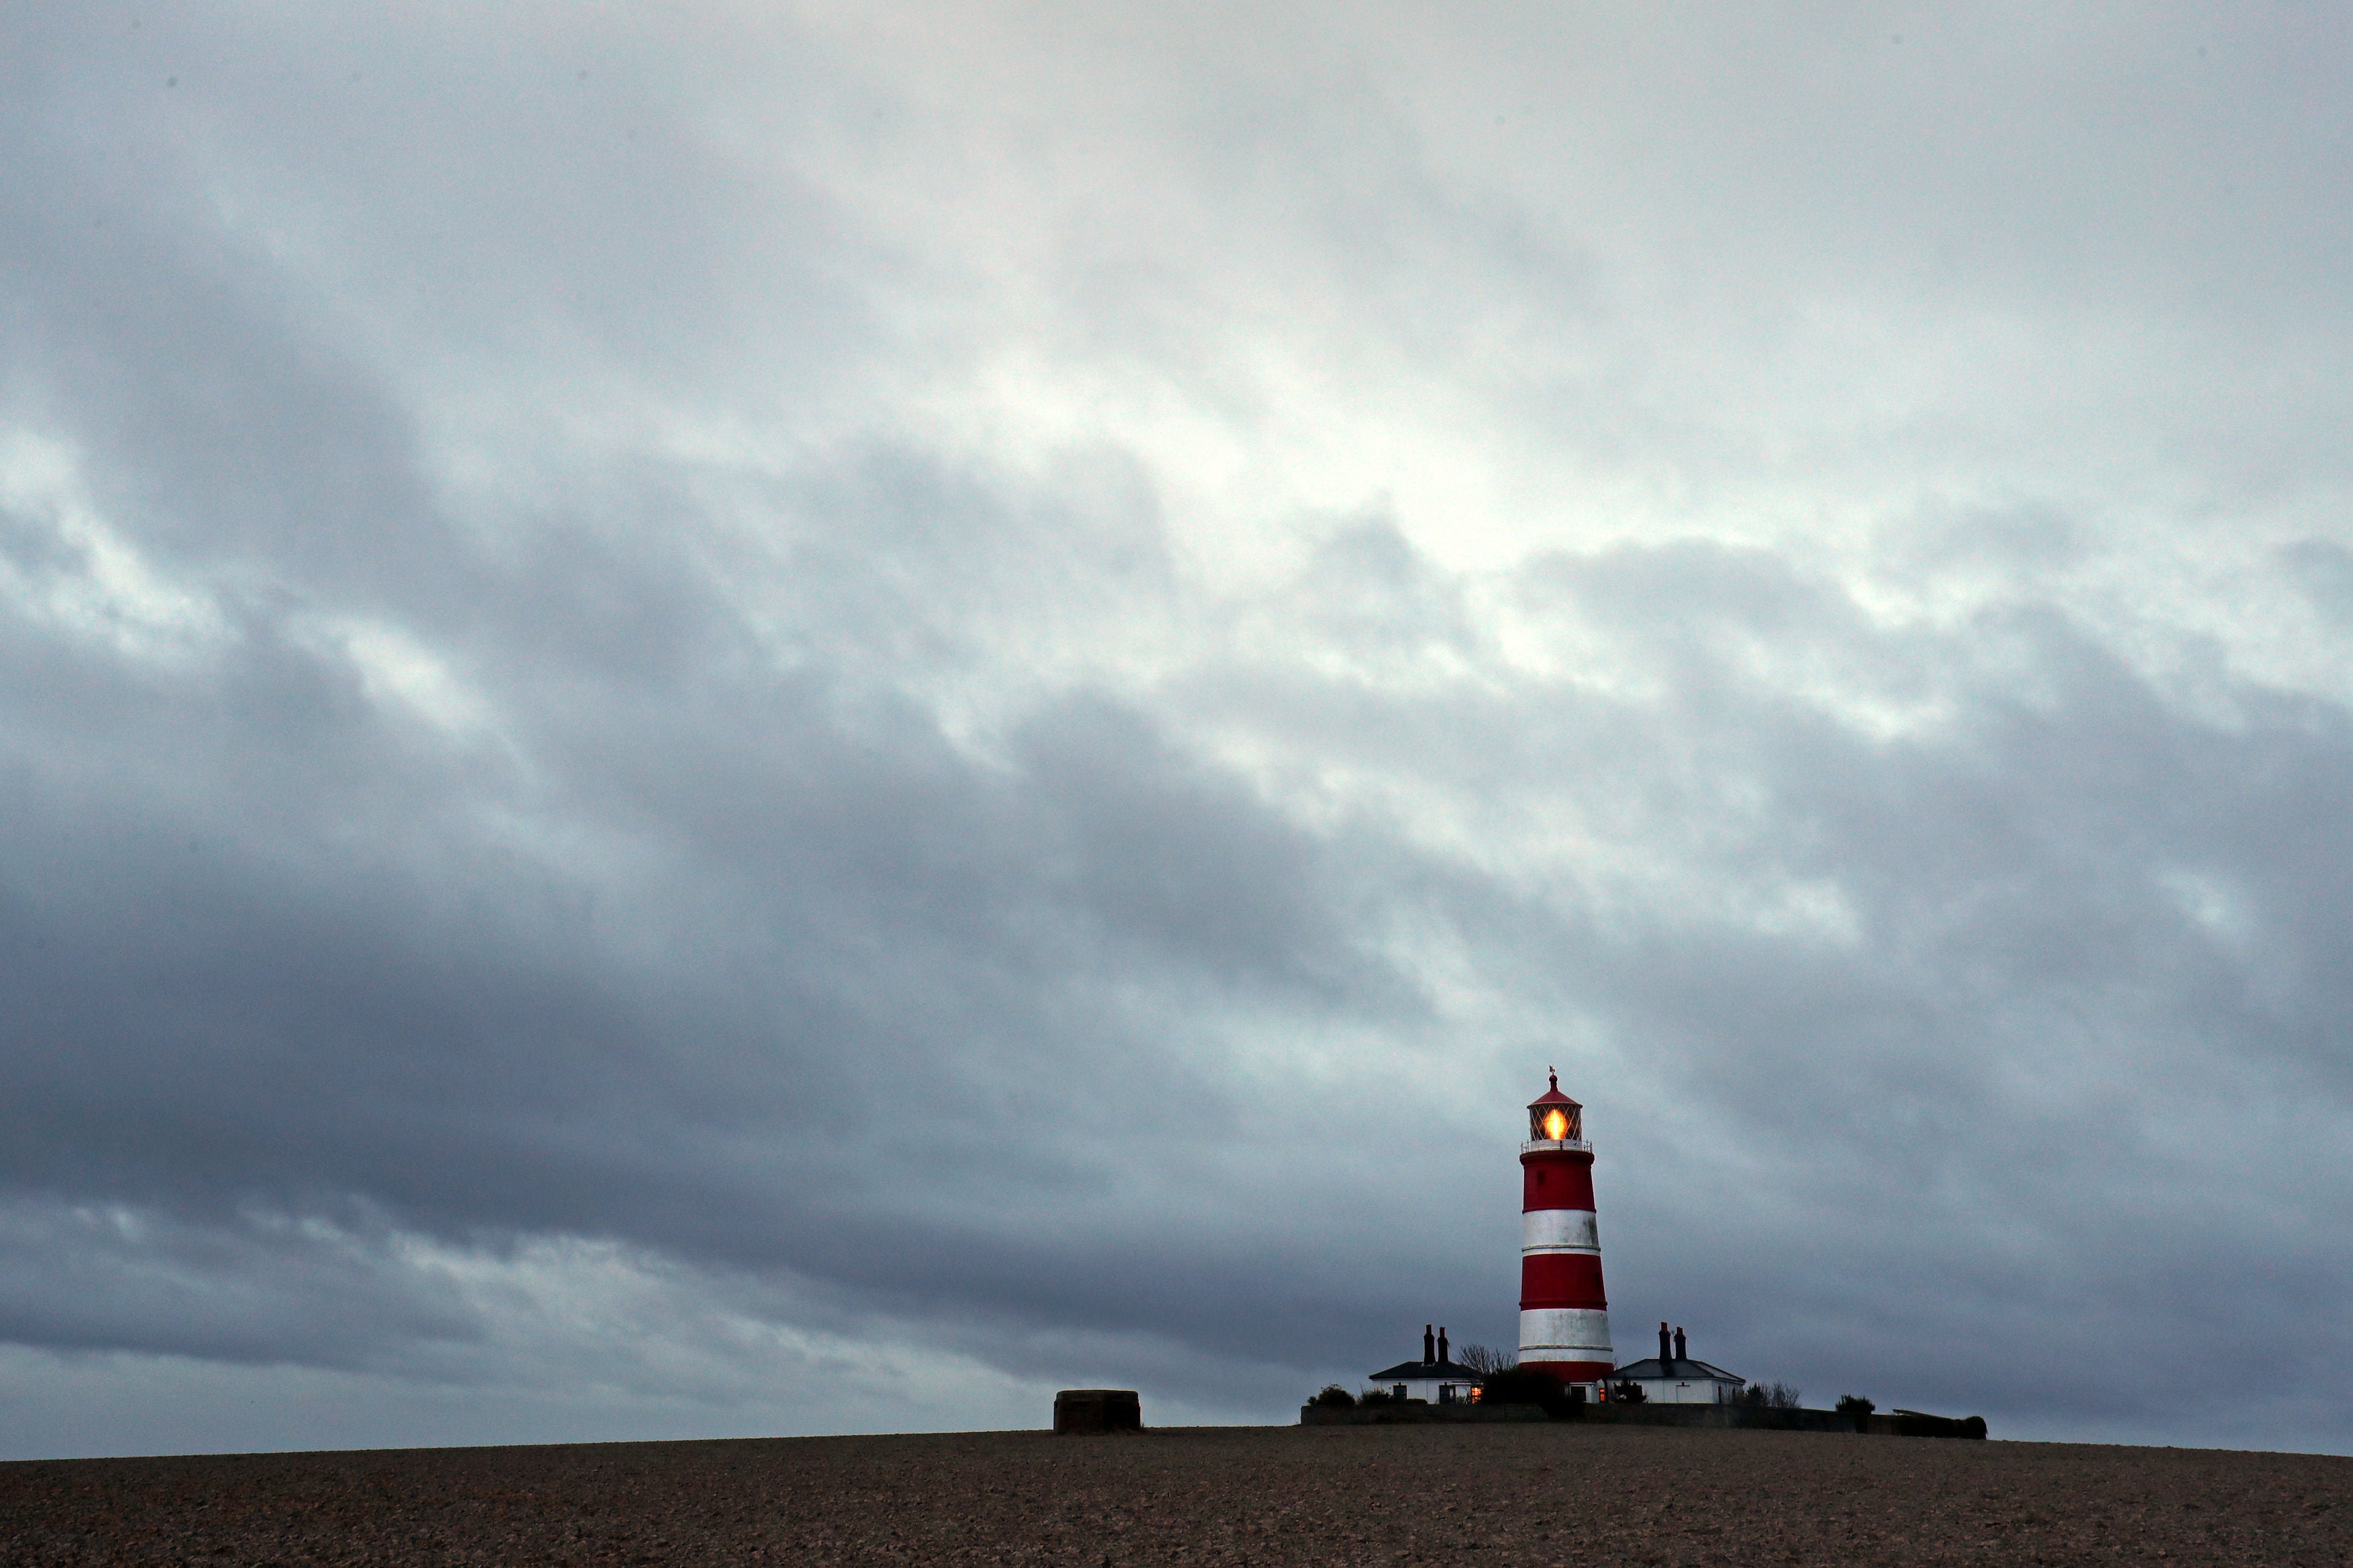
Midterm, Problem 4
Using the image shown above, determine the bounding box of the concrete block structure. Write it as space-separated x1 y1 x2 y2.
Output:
1053 1389 1141 1434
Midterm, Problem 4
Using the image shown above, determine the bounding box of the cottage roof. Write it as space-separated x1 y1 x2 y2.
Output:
1612 1357 1744 1384
1367 1357 1484 1382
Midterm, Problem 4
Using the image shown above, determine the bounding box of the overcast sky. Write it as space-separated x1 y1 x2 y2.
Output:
5 1 2351 1460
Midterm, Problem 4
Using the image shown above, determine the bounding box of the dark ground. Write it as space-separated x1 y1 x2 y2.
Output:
3 1422 2347 1566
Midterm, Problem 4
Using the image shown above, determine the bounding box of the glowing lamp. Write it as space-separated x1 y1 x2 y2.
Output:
1525 1075 1582 1143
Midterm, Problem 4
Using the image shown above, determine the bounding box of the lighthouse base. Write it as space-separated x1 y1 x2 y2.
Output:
1518 1307 1611 1374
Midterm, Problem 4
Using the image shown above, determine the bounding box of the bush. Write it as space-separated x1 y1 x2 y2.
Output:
1358 1387 1398 1406
1739 1380 1802 1408
1608 1378 1647 1405
1310 1385 1355 1409
1479 1368 1581 1417
1834 1395 1874 1416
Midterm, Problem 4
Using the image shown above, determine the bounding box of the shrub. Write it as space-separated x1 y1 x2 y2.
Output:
1358 1387 1398 1406
1479 1368 1580 1417
1834 1395 1874 1416
1740 1380 1802 1408
1609 1378 1647 1405
1310 1385 1356 1409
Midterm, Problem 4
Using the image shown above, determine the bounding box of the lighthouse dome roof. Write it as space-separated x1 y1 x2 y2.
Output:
1527 1069 1581 1111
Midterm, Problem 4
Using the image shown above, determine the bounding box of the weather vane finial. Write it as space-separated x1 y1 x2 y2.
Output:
1548 1065 1558 1091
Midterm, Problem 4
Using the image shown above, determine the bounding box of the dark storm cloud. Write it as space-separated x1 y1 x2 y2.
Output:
0 349 1422 1376
0 1202 479 1368
7 425 2353 1446
4 1 2352 1457
1156 532 2353 1440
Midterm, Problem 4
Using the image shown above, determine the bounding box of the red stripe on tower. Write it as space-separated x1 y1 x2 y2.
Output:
1517 1069 1614 1386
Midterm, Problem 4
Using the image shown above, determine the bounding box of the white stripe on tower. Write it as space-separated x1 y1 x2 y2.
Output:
1521 1208 1601 1253
1518 1308 1615 1362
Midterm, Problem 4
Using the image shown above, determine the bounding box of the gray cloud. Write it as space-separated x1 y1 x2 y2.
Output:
2 1 2350 1458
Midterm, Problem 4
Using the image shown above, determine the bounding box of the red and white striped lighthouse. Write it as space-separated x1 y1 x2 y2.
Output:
1518 1069 1614 1387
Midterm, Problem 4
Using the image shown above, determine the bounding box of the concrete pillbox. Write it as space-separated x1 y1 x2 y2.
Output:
1053 1389 1142 1434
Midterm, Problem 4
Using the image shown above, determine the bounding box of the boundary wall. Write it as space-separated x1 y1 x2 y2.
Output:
1300 1403 1986 1438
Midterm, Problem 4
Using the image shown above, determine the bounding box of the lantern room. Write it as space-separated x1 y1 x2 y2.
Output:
1526 1070 1583 1145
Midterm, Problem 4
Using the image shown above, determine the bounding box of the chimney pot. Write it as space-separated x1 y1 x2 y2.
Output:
1673 1326 1686 1362
1424 1324 1436 1364
1439 1327 1449 1364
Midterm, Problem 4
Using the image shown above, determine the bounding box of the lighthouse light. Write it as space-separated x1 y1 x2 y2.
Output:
1542 1108 1570 1141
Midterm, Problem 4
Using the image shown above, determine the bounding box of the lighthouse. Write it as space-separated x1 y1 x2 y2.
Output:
1518 1070 1614 1388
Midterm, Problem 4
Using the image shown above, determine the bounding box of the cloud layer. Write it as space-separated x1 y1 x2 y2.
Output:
3 2 2350 1456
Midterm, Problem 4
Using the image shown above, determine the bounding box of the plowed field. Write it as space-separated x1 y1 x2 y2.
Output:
4 1421 2347 1565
